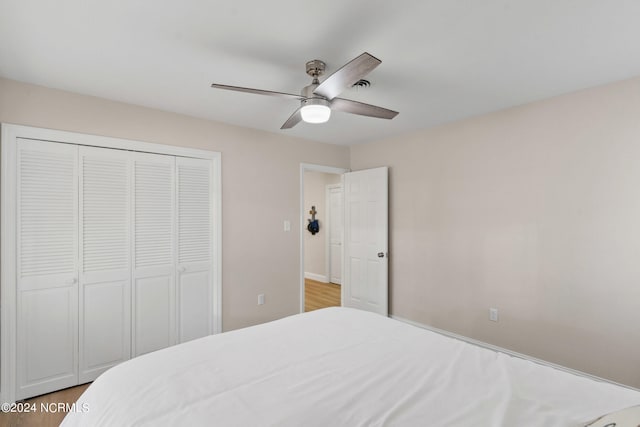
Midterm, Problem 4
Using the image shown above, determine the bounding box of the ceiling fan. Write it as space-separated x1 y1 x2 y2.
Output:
210 52 398 129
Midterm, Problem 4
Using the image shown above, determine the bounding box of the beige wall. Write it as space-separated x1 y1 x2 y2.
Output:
0 77 350 331
5 73 640 388
303 171 341 280
350 75 640 388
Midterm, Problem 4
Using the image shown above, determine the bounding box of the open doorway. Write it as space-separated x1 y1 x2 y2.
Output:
300 164 348 313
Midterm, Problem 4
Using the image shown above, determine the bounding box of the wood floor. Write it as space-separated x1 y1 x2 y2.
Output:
0 383 90 427
305 278 341 312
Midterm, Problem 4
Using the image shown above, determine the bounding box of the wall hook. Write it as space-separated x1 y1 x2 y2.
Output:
307 205 319 235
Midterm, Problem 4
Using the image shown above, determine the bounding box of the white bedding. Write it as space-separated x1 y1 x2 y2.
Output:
62 307 640 426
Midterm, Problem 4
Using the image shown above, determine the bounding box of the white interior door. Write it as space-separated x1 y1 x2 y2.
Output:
176 157 213 343
78 146 131 382
343 167 388 316
16 138 79 399
132 153 176 356
328 184 343 285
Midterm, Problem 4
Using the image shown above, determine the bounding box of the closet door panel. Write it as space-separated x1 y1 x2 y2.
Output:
176 157 213 343
178 270 211 342
16 138 78 399
134 275 172 354
20 288 76 393
78 147 131 382
132 153 176 356
81 282 127 377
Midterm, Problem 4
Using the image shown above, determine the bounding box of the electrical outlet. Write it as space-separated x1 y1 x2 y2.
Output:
258 294 265 305
489 308 499 322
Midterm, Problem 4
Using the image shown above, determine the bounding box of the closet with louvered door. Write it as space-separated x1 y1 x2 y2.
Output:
176 157 213 343
16 139 79 400
132 152 176 356
3 125 219 403
78 146 131 383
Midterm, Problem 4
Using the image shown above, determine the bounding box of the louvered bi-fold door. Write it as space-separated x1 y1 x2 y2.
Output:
132 153 176 356
16 139 79 399
176 157 213 343
78 147 131 382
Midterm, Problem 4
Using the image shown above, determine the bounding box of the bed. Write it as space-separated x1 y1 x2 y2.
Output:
61 307 640 426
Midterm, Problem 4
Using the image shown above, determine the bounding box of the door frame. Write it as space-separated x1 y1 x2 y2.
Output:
325 183 343 285
299 163 348 313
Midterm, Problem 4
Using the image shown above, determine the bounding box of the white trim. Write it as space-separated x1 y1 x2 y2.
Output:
391 314 640 393
325 184 343 286
299 163 348 314
0 123 219 159
304 272 329 283
211 154 222 334
1 123 222 403
1 124 18 404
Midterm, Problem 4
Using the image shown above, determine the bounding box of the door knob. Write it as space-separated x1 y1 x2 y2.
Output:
66 277 77 285
377 252 385 258
178 266 186 273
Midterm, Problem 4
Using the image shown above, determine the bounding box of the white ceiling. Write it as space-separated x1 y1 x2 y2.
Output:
2 1 640 146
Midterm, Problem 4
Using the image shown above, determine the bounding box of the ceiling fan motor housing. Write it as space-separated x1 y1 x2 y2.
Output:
301 96 330 108
301 83 324 100
301 80 329 107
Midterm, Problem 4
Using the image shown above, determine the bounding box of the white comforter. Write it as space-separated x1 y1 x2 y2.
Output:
62 307 640 426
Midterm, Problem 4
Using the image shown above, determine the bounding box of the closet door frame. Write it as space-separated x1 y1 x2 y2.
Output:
1 123 222 404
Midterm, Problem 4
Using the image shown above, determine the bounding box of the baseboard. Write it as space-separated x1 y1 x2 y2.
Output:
390 314 640 393
304 272 329 283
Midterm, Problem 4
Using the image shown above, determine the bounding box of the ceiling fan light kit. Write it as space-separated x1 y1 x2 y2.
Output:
300 99 331 124
211 52 398 129
299 61 331 124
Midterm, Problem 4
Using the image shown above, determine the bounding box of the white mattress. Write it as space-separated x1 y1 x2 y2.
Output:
62 307 640 426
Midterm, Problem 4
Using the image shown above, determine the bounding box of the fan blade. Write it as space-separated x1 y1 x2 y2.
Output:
313 52 381 100
331 98 398 119
211 83 305 101
280 106 303 129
